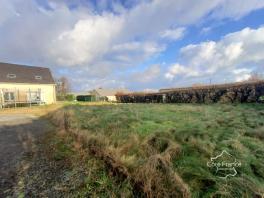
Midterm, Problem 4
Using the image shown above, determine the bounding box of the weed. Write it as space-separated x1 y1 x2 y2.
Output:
48 103 264 197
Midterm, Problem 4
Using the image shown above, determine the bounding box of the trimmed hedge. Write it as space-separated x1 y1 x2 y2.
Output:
117 81 264 103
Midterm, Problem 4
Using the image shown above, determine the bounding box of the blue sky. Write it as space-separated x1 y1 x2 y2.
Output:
0 0 264 91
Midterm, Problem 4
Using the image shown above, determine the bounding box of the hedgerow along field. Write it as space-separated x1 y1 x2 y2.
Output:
50 103 264 197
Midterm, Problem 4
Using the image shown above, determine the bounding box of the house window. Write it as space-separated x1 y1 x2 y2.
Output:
7 74 16 78
27 91 41 102
35 75 42 80
4 92 15 101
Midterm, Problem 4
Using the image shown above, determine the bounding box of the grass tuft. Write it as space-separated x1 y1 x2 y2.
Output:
45 103 264 197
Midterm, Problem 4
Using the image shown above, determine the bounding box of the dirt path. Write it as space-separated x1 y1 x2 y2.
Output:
0 114 50 197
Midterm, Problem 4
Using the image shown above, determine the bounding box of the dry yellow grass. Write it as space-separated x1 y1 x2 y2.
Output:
0 104 62 116
0 101 115 116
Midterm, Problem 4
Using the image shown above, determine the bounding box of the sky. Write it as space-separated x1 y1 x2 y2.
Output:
0 0 264 92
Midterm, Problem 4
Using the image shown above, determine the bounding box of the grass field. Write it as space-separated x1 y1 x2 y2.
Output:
45 103 264 197
8 103 264 197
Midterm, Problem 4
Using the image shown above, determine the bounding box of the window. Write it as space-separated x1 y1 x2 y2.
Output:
7 74 16 78
35 75 42 80
4 92 15 101
27 91 41 102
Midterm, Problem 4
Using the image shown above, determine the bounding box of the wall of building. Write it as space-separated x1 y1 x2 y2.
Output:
0 83 56 104
106 95 117 102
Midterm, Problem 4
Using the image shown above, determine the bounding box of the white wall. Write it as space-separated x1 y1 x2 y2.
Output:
0 83 56 104
106 95 117 102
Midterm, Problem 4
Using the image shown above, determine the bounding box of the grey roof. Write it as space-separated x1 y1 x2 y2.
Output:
93 88 130 96
0 62 55 84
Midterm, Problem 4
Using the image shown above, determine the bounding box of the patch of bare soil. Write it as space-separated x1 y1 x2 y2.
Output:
14 132 81 197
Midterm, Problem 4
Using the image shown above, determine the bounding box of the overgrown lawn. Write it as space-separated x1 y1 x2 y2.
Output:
51 103 264 197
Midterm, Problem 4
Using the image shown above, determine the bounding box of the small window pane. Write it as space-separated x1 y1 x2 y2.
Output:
4 93 9 100
27 91 41 102
4 92 15 101
35 76 42 80
10 93 15 100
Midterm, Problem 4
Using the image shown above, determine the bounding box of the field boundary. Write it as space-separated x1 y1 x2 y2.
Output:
117 80 264 103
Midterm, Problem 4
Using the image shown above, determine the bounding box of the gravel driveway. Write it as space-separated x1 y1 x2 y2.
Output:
0 114 50 197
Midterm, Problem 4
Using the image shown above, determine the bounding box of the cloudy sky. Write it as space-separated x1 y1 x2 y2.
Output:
1 0 264 91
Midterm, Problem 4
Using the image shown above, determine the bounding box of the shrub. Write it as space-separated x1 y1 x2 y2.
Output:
65 94 75 101
259 95 264 102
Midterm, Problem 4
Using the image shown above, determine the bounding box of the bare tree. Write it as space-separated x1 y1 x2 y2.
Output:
247 72 263 82
192 83 204 87
56 77 71 99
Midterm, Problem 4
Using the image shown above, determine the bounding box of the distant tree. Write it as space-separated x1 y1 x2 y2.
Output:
247 72 263 82
192 83 204 87
65 94 75 101
56 77 71 100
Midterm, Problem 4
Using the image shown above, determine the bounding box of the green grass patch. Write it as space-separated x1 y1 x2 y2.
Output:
57 103 264 197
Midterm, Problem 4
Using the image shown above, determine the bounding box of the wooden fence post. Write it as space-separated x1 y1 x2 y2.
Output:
29 88 31 107
0 89 3 109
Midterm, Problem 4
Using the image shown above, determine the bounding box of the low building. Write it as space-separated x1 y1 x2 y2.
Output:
90 88 130 102
72 91 95 102
0 62 56 107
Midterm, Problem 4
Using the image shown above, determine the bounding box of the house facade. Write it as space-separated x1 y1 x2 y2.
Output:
0 62 56 107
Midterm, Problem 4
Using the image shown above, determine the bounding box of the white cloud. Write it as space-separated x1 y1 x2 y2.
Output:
224 42 243 61
2 0 264 66
50 14 124 66
235 74 251 82
165 63 199 80
111 42 165 64
233 68 252 75
166 26 264 81
124 0 264 39
232 68 252 82
132 64 161 83
211 0 264 19
75 77 125 90
201 27 212 34
47 0 264 70
0 1 15 25
160 27 186 40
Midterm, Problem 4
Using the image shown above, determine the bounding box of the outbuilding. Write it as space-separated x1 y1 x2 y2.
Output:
90 88 130 102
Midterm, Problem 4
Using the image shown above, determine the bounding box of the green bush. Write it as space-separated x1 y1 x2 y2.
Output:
56 95 65 101
76 95 96 102
56 94 76 101
65 94 76 101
